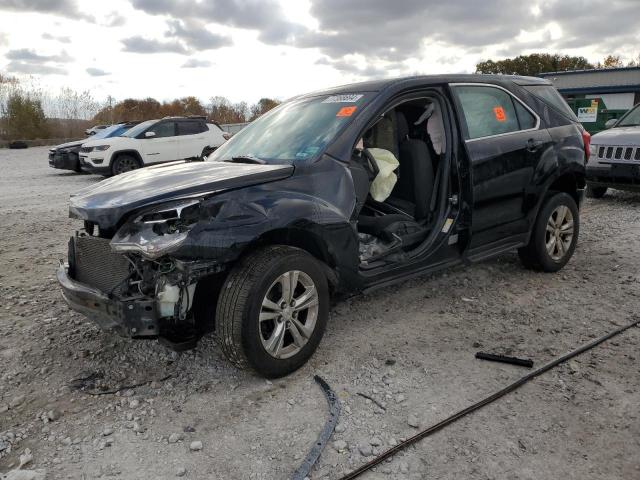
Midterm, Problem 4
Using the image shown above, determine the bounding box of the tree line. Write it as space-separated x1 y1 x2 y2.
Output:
0 73 280 141
475 53 640 76
92 96 280 126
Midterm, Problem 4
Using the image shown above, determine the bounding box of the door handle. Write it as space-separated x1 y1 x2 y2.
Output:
526 139 544 152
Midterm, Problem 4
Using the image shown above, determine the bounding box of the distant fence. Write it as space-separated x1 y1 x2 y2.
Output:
220 122 249 136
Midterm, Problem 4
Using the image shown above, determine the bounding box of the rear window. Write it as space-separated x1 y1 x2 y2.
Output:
178 121 206 135
523 85 578 121
453 85 537 140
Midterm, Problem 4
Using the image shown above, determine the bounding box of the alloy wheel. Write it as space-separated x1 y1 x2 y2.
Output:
545 205 574 261
259 270 319 359
114 157 138 174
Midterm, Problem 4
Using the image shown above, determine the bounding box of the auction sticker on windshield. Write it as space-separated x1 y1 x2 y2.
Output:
323 94 364 103
336 106 357 117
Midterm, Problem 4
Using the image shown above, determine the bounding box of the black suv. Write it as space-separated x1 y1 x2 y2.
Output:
58 75 587 377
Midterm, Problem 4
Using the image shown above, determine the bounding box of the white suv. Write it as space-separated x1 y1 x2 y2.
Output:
79 117 229 176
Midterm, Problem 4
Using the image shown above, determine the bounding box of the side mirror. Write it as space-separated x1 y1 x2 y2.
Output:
145 131 156 138
604 119 617 129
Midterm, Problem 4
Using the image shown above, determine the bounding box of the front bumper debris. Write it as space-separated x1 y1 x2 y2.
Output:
49 150 80 171
57 262 160 337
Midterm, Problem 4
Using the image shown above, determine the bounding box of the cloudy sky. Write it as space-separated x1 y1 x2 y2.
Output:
0 0 638 104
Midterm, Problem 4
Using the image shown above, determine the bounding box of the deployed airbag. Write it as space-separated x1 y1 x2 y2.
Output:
368 148 399 202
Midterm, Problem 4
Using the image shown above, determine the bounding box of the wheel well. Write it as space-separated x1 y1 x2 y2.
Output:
110 150 143 169
191 228 338 334
255 228 337 269
548 172 585 204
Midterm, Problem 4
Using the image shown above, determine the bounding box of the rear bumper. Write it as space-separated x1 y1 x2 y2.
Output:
587 161 640 191
57 263 160 337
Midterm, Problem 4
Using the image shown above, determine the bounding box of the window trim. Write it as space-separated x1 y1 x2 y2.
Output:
449 83 541 142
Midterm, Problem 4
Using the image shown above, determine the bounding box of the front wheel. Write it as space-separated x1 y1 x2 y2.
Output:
518 192 579 272
111 154 140 176
215 246 329 378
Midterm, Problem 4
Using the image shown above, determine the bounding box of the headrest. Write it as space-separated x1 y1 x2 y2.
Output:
396 111 409 140
414 103 435 126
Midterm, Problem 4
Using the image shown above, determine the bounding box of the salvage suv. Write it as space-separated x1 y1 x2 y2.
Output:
58 75 587 378
79 116 229 176
587 102 640 198
49 122 139 173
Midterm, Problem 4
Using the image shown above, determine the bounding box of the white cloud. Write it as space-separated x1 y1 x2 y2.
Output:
0 0 637 104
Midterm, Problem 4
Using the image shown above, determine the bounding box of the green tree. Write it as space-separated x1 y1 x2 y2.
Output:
249 97 280 120
5 91 48 140
476 53 594 76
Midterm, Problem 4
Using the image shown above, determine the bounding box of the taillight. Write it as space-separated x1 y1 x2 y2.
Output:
222 132 230 140
581 128 591 162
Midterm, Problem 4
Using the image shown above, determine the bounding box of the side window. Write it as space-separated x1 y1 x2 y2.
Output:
178 121 205 136
453 86 527 139
514 101 536 130
149 122 176 138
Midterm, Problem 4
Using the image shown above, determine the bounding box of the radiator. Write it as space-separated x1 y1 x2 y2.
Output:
72 235 131 294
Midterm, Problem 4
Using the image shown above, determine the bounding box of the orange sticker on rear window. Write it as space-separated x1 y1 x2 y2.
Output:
493 106 506 122
336 106 357 117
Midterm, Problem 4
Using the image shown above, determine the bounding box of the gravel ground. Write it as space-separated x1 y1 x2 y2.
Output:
1 147 639 480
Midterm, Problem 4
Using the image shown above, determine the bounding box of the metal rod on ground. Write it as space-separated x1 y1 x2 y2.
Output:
337 317 640 480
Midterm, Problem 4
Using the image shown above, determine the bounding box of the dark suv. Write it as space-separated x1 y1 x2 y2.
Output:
57 75 587 377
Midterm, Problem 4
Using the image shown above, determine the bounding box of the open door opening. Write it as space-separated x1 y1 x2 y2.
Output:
349 95 455 268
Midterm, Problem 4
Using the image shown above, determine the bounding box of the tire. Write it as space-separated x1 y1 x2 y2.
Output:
586 184 607 199
216 245 329 378
111 154 140 176
518 192 579 272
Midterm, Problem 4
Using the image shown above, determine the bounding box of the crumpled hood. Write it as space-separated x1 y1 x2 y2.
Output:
69 161 294 229
51 139 86 151
591 126 640 146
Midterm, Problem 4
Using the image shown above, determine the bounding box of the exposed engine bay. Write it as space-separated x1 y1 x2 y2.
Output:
66 231 222 343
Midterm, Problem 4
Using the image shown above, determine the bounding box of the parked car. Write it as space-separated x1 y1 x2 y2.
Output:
85 125 110 136
78 116 228 176
58 75 587 377
586 102 640 198
49 122 139 172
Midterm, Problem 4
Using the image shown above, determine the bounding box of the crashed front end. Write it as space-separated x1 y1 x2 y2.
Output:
49 145 81 171
58 198 224 341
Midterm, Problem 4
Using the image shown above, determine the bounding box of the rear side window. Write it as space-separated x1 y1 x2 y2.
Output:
149 122 176 138
522 85 578 122
178 121 206 135
453 85 537 139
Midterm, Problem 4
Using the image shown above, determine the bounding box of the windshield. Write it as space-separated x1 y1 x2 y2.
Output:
209 93 371 163
90 124 126 140
122 119 156 138
616 104 640 127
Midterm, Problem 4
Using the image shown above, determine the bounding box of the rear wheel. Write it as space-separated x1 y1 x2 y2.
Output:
518 192 579 272
586 184 607 199
111 154 140 176
215 246 329 378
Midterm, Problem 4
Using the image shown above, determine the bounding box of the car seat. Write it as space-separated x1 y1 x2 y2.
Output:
386 112 435 220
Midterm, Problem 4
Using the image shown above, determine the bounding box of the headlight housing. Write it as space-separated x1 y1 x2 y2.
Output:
589 144 597 156
110 199 202 259
93 145 110 151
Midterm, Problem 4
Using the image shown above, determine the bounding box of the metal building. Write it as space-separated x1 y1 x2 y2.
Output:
540 67 640 133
